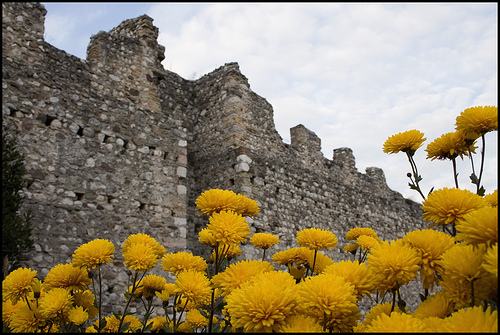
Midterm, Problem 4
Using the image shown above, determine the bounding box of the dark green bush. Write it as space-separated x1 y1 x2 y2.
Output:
2 129 33 279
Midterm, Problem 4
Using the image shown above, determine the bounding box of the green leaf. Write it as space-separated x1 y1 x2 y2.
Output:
119 321 131 332
97 318 107 331
478 186 486 197
143 322 154 332
428 187 435 196
470 173 479 185
198 308 209 318
398 299 407 312
408 183 419 191
212 321 221 333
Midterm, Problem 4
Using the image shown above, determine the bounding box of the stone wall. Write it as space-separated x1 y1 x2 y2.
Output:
2 2 428 313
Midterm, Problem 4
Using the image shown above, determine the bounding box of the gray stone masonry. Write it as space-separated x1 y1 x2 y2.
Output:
2 2 429 315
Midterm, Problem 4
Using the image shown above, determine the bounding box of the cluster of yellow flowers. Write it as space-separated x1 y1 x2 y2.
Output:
2 106 497 333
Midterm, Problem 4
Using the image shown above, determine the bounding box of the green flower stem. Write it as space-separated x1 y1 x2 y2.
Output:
208 288 216 333
141 297 154 333
174 297 189 333
476 134 486 194
118 271 145 332
172 294 180 330
451 157 459 189
390 287 398 313
261 248 267 262
470 279 476 307
406 152 426 200
209 242 229 333
97 266 102 333
311 250 318 276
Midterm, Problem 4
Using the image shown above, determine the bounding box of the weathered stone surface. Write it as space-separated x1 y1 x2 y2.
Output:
2 2 428 315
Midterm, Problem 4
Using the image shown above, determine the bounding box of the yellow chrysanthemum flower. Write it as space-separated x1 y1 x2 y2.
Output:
8 304 45 333
455 206 498 246
72 238 115 269
307 250 334 275
2 267 38 303
185 308 209 329
483 243 497 277
363 301 407 327
43 263 91 292
425 131 476 161
296 227 338 251
250 232 280 249
123 242 159 273
442 305 498 332
207 210 250 245
278 314 324 333
367 239 421 292
195 189 242 216
236 193 260 217
455 105 498 136
211 259 275 296
161 251 208 275
210 243 242 262
155 288 171 302
365 312 427 332
287 265 307 282
439 274 487 310
140 274 168 299
343 243 359 253
176 321 194 333
383 129 426 155
73 289 98 319
147 316 170 332
272 247 312 267
421 187 487 227
356 234 380 252
198 228 217 247
225 271 297 332
438 243 487 283
412 290 453 319
68 305 88 326
38 287 74 321
297 273 360 333
345 227 378 241
402 229 456 291
174 269 212 307
323 260 375 300
121 233 166 259
484 189 498 207
2 299 23 328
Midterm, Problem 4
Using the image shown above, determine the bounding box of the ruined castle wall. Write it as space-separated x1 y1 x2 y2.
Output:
3 3 428 313
2 4 190 308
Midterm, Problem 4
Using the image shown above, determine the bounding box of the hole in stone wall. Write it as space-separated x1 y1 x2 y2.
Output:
77 126 84 136
250 176 255 184
163 152 168 160
139 202 147 210
107 195 114 203
229 178 235 186
44 115 56 126
121 139 129 147
148 145 156 155
102 135 110 143
8 107 18 116
276 187 280 195
75 193 85 201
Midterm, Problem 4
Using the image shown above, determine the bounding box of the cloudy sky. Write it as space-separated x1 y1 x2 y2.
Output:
41 2 497 203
